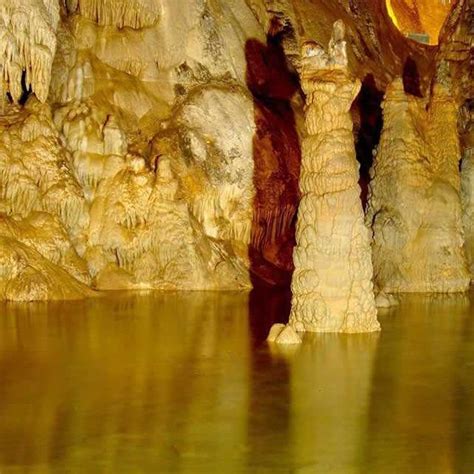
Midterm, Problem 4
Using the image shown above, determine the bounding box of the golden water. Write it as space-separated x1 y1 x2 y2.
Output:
0 290 473 473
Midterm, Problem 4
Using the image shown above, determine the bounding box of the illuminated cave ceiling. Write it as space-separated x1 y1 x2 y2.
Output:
386 0 452 44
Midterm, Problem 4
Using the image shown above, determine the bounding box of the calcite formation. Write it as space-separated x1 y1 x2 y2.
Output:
460 105 474 280
284 21 379 336
367 78 470 293
267 323 301 344
438 0 474 280
249 0 437 94
437 0 472 105
0 0 269 298
72 0 160 28
0 0 471 309
0 100 91 300
0 0 60 102
52 88 256 290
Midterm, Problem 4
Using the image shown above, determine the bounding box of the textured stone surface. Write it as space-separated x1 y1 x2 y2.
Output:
267 322 302 344
437 0 472 106
0 99 91 299
274 324 302 344
288 22 380 334
367 79 470 293
0 0 270 296
438 0 474 281
0 0 60 102
461 106 474 279
0 236 92 301
266 323 286 342
0 0 470 305
248 0 437 92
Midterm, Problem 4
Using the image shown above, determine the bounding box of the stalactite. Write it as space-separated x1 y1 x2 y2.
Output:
75 0 160 29
1 0 468 302
0 0 60 102
0 99 90 300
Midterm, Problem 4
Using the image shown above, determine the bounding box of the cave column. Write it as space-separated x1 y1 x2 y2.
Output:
288 21 379 334
367 77 470 293
460 106 474 280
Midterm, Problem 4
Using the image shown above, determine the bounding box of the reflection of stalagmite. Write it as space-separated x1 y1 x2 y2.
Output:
367 79 470 293
0 293 250 471
289 333 379 472
363 294 470 473
271 21 380 341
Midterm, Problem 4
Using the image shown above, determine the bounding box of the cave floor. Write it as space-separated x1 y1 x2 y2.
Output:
0 290 473 473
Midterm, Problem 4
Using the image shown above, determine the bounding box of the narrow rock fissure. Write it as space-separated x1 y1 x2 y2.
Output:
351 74 384 210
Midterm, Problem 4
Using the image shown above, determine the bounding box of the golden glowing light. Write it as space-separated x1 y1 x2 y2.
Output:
386 0 452 45
386 0 401 30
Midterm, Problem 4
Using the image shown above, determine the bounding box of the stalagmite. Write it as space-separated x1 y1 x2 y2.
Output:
367 78 470 293
273 21 380 341
0 0 469 302
461 106 474 280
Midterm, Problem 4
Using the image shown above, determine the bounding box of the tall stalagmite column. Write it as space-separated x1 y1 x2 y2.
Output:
273 21 380 340
430 82 471 291
460 106 474 280
367 79 469 293
367 78 470 294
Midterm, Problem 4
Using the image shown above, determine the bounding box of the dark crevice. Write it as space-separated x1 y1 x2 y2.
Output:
351 74 384 209
245 31 302 290
403 56 423 97
5 70 32 106
19 70 32 106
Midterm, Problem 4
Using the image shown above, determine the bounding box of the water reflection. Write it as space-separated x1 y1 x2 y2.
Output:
0 293 252 473
0 292 473 473
363 295 474 474
288 333 379 473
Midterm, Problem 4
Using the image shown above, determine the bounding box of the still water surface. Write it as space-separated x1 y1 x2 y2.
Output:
0 290 473 473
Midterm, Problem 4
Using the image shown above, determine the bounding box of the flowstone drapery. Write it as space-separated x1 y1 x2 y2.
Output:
270 22 380 343
0 0 60 102
0 0 470 303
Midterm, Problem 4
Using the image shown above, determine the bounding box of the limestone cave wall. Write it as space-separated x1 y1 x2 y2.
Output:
0 0 472 314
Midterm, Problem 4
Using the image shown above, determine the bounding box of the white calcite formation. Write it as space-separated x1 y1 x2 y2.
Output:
0 0 266 299
0 236 92 301
0 99 91 300
276 21 380 339
437 0 474 282
72 0 160 29
367 78 470 293
50 86 256 290
460 106 474 280
0 0 470 305
267 323 301 345
0 0 60 102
